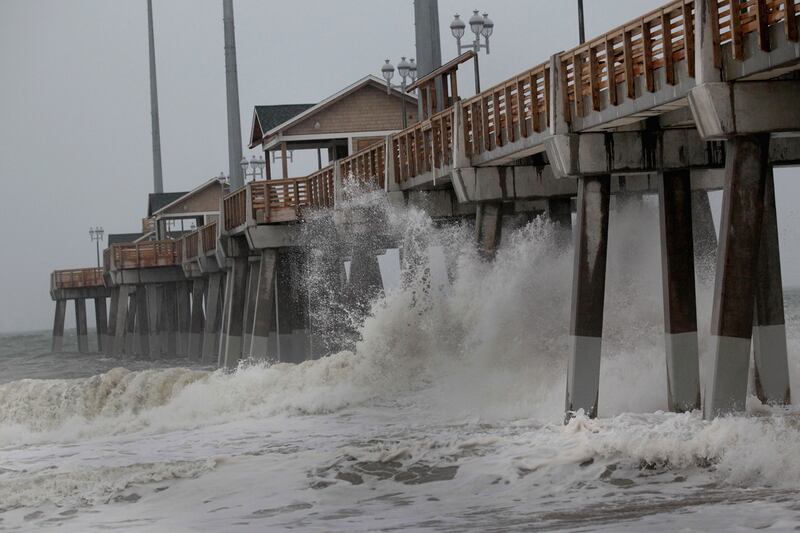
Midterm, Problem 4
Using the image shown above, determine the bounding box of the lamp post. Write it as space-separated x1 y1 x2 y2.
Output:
450 10 494 93
89 226 104 268
240 154 266 182
577 0 586 44
380 57 417 128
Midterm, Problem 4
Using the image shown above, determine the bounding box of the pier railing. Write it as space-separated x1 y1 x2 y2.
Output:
200 221 218 255
183 229 200 262
308 165 336 209
107 241 180 270
50 268 105 291
339 140 386 189
223 187 248 231
391 107 454 183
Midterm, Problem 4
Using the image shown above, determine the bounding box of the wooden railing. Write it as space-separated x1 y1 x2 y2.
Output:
461 62 550 156
223 187 247 231
339 141 386 189
391 107 454 183
716 0 798 61
108 241 180 270
51 268 105 290
183 230 200 262
200 221 217 255
250 177 310 223
308 165 335 209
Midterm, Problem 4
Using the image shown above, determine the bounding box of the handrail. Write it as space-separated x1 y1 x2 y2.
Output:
107 241 180 270
339 140 386 189
51 268 105 290
200 221 218 255
183 230 200 261
223 187 247 231
307 165 335 209
391 106 455 183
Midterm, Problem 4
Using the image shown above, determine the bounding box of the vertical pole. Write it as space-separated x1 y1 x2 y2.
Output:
75 298 89 353
577 0 586 44
202 273 224 364
135 286 150 356
242 258 260 357
161 283 178 355
145 284 162 357
223 256 249 368
659 170 701 412
51 300 67 353
108 287 120 351
112 286 131 356
189 278 206 359
752 166 791 405
413 0 443 116
475 201 503 258
706 135 769 418
566 175 610 420
94 297 108 353
147 0 164 193
691 189 718 281
251 249 277 360
223 0 244 189
176 281 191 356
125 289 138 356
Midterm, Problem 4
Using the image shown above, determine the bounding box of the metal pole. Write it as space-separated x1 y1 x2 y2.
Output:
401 80 408 128
414 0 443 117
95 240 101 268
223 0 244 190
577 0 586 44
147 0 164 194
473 43 481 93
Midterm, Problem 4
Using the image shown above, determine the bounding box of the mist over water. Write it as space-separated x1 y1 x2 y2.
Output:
2 192 800 530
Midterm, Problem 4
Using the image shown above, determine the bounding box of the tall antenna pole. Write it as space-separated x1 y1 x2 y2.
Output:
414 0 443 116
223 0 244 190
147 0 164 193
577 0 586 44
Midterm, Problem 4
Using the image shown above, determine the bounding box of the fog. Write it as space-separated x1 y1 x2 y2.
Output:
1 0 799 333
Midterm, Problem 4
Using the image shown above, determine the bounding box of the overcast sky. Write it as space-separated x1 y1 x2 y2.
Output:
2 0 799 333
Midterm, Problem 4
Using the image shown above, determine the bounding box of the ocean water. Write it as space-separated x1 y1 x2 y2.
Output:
2 196 800 532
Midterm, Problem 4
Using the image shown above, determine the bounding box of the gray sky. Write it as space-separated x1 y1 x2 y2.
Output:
1 0 799 333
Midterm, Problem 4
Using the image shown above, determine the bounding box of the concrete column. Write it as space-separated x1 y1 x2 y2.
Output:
242 259 260 357
93 297 108 353
251 249 277 361
124 290 137 356
706 135 769 418
51 300 66 352
218 267 233 366
223 256 249 368
145 284 161 357
691 189 717 280
659 170 701 412
276 249 311 363
753 167 791 406
160 283 178 356
347 248 383 315
189 278 206 359
566 175 610 420
547 197 573 247
175 281 191 357
112 286 131 356
134 287 150 356
202 273 224 364
108 287 119 348
74 298 89 353
475 201 503 258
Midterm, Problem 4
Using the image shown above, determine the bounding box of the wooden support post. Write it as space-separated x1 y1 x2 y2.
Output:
588 46 601 111
641 21 655 92
112 285 132 356
730 0 744 60
659 170 701 412
573 52 585 118
566 175 610 420
51 300 66 353
662 11 675 85
606 37 619 106
787 0 798 42
623 31 635 99
75 298 89 353
189 278 206 359
753 166 791 405
683 1 695 77
706 135 769 418
755 0 770 52
281 142 289 179
94 297 108 353
202 273 224 364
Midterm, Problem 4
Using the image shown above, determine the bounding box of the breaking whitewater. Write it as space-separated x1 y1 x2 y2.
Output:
2 193 800 532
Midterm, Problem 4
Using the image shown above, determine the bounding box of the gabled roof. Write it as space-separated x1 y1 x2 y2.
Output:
152 176 227 217
148 192 187 218
108 233 145 245
248 75 417 148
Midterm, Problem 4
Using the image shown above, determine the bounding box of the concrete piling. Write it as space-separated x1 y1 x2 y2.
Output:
566 175 610 420
250 249 277 361
189 279 206 359
161 284 178 355
51 300 66 353
242 258 260 357
94 297 108 353
475 201 503 258
176 281 191 357
74 298 89 353
223 256 249 368
691 190 717 279
108 287 119 351
547 197 572 246
658 170 701 412
706 135 769 418
752 166 791 406
134 287 150 356
145 284 161 357
202 273 224 364
124 290 138 355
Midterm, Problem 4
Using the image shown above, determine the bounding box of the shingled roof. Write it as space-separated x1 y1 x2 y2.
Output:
255 104 315 134
147 192 188 217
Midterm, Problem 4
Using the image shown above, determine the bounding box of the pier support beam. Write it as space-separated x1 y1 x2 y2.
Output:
75 298 89 353
547 197 572 246
112 285 132 356
242 259 260 357
176 281 191 357
94 297 108 353
124 290 137 355
250 250 277 361
659 170 701 412
277 249 311 363
135 287 150 356
753 167 791 406
160 284 178 356
692 190 717 279
223 255 249 368
144 284 161 357
347 247 383 321
189 279 206 359
706 135 769 418
51 300 66 353
202 273 224 364
565 175 610 420
475 201 503 258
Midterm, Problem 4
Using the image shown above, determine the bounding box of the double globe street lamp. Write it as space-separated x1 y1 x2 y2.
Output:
449 10 494 93
89 226 104 268
380 57 417 128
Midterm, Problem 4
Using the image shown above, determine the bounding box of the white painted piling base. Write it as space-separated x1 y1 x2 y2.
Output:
566 335 602 417
705 335 752 418
753 324 791 405
664 331 701 412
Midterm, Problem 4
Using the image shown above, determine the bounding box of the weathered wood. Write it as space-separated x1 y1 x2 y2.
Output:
623 30 636 99
662 10 676 85
641 20 655 92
